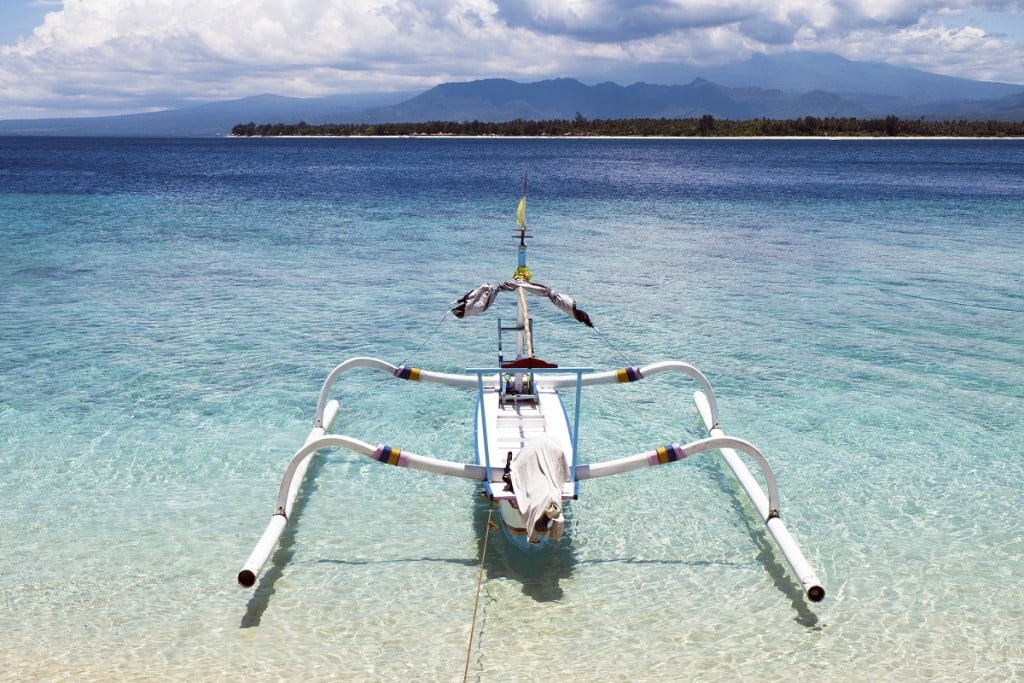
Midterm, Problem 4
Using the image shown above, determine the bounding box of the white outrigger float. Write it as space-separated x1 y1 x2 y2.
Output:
237 185 825 604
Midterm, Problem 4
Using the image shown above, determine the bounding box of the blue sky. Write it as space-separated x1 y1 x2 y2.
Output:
2 0 1023 119
1 1 53 44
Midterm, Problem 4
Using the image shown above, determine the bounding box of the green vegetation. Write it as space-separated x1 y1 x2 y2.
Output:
231 115 1024 138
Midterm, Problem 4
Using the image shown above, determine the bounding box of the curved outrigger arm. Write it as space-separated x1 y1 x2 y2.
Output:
546 360 723 430
312 358 716 433
237 433 503 589
313 356 491 430
576 435 781 515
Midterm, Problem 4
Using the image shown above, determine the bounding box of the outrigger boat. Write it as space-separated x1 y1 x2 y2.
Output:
237 183 825 604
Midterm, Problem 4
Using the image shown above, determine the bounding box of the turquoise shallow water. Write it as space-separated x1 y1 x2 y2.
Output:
1 137 1022 681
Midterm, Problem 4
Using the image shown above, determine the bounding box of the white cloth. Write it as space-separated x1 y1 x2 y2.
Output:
510 434 569 543
451 280 593 327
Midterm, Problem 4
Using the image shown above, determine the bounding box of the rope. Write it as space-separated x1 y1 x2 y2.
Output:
463 504 496 683
399 311 450 367
877 287 1022 314
592 325 637 367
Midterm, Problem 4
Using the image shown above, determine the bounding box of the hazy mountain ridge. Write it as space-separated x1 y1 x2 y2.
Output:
1 52 1021 136
359 73 1020 124
597 52 1023 101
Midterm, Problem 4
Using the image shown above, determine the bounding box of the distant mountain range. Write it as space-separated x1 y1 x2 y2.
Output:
1 52 1021 136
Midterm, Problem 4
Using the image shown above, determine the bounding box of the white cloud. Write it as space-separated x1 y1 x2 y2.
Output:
494 0 758 42
1 1 520 116
824 18 1024 81
0 0 1022 118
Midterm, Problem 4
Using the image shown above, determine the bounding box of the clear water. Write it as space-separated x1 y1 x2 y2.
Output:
1 137 1022 681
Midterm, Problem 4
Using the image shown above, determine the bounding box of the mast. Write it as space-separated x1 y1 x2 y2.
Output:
513 171 531 283
516 173 534 361
513 173 533 384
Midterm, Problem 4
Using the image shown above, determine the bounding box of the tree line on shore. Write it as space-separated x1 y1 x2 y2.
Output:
231 114 1024 138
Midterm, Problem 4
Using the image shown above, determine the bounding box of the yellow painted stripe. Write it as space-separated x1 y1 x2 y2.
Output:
386 448 402 466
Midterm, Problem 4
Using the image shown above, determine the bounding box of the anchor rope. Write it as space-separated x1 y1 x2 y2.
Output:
463 504 495 683
592 324 637 368
399 311 450 367
877 286 1022 314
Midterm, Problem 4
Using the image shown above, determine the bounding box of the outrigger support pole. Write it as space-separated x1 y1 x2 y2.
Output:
238 399 340 589
694 390 825 603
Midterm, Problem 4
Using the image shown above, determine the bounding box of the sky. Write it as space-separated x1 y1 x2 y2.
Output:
2 0 1024 119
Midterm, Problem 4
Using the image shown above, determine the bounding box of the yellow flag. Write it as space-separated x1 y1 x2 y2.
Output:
516 196 526 226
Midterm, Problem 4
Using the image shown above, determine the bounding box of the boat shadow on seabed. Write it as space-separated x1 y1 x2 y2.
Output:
470 492 578 603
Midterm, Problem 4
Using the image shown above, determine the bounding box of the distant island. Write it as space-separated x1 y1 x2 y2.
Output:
231 115 1024 138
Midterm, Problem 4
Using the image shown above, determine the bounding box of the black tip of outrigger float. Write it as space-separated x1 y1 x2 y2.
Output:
237 569 257 588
